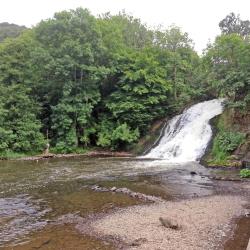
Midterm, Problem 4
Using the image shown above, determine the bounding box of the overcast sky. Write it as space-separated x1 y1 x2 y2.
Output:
1 0 250 53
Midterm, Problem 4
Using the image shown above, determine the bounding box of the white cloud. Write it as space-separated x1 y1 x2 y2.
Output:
1 0 250 53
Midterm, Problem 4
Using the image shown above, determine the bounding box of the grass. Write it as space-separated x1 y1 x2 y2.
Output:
0 151 38 160
0 147 91 160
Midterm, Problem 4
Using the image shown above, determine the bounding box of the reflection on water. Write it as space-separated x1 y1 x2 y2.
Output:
0 195 49 246
0 156 236 248
3 225 115 250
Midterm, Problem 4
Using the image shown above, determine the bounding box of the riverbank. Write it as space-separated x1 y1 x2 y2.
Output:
0 151 134 161
86 195 249 250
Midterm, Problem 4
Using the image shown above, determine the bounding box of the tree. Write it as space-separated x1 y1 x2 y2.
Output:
154 26 199 103
32 8 106 151
0 84 45 153
0 8 208 153
203 33 250 108
0 22 26 42
219 13 250 38
0 32 45 154
105 49 171 134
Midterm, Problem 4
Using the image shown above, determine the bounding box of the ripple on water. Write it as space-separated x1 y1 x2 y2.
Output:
0 195 50 246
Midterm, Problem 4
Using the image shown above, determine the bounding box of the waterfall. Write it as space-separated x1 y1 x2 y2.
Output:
144 99 224 162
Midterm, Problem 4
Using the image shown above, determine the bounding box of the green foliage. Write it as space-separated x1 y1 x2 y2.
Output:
202 33 250 109
211 131 245 162
97 120 139 149
0 9 249 156
105 49 172 133
0 22 26 42
0 84 45 153
219 13 250 37
240 169 250 178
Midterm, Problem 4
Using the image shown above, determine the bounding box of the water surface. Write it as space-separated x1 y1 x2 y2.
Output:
0 156 247 249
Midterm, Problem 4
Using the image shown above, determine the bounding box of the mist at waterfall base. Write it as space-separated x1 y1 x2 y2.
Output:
143 99 224 163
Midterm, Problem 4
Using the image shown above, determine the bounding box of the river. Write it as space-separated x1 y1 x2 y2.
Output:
0 156 249 249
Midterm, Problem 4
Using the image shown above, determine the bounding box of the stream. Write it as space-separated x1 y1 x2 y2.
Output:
0 157 249 249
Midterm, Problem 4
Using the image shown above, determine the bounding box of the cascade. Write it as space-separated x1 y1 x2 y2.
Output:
144 99 224 162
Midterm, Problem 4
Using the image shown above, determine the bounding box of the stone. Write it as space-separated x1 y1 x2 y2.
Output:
116 188 130 194
91 185 100 191
159 217 180 230
110 187 117 192
242 160 250 169
190 171 197 175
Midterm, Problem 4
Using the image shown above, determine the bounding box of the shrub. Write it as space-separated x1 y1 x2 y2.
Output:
240 169 250 178
211 131 245 162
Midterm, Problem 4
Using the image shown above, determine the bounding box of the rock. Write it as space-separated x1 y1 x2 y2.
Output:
116 188 130 194
190 171 197 175
159 217 180 230
242 160 250 169
100 187 109 192
228 154 241 160
91 185 100 191
110 187 117 192
89 185 163 202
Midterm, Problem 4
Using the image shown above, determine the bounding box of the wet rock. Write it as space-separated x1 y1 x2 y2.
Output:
159 217 180 230
190 171 197 175
91 185 101 191
88 185 163 203
101 187 109 192
116 188 130 194
242 160 250 169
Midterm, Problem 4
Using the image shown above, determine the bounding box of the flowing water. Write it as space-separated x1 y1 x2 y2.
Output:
0 99 248 249
144 99 224 161
0 157 216 249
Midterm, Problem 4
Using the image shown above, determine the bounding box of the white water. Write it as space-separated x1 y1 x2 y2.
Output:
144 99 224 162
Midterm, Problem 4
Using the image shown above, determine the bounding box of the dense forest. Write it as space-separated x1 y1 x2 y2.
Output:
0 22 26 42
0 9 249 162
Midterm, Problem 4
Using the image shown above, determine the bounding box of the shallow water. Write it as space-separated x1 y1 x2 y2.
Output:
0 156 247 249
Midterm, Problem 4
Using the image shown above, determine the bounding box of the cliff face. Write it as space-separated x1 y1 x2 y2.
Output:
129 119 167 155
233 111 250 160
203 108 250 167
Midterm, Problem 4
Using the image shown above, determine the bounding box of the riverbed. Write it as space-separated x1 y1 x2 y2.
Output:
0 156 249 249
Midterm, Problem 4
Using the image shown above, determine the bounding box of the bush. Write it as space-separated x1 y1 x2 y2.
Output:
211 131 245 162
97 120 139 149
240 169 250 178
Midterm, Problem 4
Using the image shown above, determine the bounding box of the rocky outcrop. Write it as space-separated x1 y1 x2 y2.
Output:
202 108 250 168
